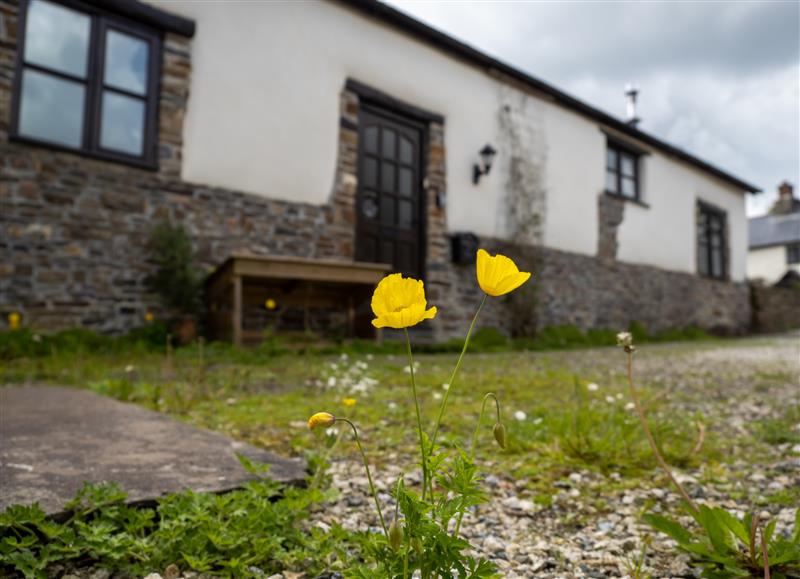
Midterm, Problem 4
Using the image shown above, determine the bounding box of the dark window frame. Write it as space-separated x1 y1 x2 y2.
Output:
697 201 728 280
10 0 162 170
605 140 641 202
787 243 800 265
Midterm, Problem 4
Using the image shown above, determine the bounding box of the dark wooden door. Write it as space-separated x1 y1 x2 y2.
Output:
355 106 425 278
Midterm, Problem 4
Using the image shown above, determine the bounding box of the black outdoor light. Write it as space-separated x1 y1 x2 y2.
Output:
472 144 497 184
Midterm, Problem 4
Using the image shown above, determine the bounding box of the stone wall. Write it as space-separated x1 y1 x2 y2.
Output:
597 194 625 261
751 284 800 333
421 241 752 339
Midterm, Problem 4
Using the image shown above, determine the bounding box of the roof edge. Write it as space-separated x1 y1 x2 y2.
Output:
336 0 761 194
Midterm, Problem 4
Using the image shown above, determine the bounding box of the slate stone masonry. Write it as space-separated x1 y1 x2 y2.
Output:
0 0 751 338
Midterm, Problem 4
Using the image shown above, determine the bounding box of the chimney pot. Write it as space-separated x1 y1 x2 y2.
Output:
625 83 640 128
778 180 794 199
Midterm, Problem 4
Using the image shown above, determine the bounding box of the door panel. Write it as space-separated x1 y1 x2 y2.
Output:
356 107 425 278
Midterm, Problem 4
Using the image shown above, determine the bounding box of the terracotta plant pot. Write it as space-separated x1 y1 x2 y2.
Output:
172 316 197 345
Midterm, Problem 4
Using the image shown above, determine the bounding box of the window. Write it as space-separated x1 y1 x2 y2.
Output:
697 203 727 279
12 0 161 167
788 243 800 265
606 142 640 201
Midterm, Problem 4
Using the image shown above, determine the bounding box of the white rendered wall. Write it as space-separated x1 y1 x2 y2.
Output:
149 0 749 277
149 0 507 239
616 156 748 281
541 104 605 255
747 245 794 284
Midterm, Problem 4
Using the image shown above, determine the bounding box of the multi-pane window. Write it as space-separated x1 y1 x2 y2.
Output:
697 203 727 279
12 0 160 167
787 243 800 265
605 142 640 200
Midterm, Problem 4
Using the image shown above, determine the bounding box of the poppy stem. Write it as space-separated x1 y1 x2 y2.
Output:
338 418 388 537
626 351 698 513
469 392 500 459
452 391 501 537
404 328 429 502
428 294 487 471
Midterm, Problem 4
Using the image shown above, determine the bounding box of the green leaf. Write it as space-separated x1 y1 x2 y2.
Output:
642 513 693 545
714 508 748 545
696 506 737 555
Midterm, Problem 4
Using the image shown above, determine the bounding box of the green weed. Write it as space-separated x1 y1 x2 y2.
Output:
0 469 354 578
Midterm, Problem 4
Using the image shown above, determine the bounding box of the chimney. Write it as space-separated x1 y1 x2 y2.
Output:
769 180 799 215
625 83 640 128
778 180 794 200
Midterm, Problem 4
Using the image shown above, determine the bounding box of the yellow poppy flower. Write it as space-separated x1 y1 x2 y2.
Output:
144 311 154 323
307 411 336 430
476 249 531 297
8 312 21 330
371 273 437 329
265 299 277 310
342 398 357 407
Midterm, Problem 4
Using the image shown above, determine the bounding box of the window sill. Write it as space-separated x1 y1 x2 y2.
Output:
9 133 159 172
698 273 729 282
604 190 650 208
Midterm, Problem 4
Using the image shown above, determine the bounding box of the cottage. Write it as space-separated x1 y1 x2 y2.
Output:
0 0 761 339
747 182 800 286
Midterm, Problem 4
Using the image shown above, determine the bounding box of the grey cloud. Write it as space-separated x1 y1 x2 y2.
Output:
387 0 800 215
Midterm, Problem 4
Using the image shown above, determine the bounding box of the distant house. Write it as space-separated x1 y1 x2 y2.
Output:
0 0 761 339
748 182 800 286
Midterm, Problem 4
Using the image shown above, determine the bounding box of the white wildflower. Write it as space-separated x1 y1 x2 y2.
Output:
616 393 623 400
532 417 543 425
514 410 527 421
388 401 398 411
587 382 599 392
605 396 616 404
327 376 337 388
432 392 442 400
625 402 635 411
124 365 136 373
442 383 450 390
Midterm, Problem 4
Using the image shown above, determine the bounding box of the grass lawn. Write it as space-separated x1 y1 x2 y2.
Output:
2 335 796 492
1 333 798 577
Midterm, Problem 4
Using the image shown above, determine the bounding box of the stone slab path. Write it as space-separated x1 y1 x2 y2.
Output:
0 385 306 515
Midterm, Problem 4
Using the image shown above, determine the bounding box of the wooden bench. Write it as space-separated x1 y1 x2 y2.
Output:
205 253 391 346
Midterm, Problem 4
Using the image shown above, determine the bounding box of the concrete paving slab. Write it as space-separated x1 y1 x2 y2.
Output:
0 385 306 515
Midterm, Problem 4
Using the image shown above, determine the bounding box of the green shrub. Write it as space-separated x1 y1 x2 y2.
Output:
469 327 509 351
144 220 203 320
122 322 170 349
0 323 169 360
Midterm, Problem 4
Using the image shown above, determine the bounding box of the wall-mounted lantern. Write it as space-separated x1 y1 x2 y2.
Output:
472 144 497 184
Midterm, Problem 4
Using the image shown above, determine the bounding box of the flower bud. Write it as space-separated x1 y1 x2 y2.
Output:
493 422 507 449
411 537 422 552
616 331 635 353
388 521 404 551
307 412 336 430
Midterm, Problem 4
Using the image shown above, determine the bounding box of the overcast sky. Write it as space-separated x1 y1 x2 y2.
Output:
385 0 799 217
